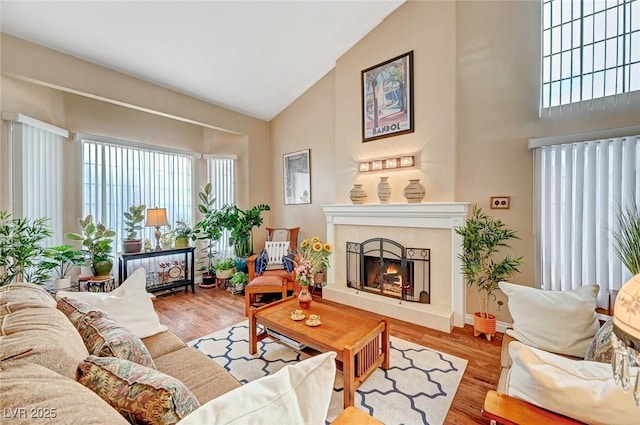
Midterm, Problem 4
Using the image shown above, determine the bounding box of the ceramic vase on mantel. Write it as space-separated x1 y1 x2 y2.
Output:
403 179 426 203
349 184 368 204
298 286 312 309
377 177 391 204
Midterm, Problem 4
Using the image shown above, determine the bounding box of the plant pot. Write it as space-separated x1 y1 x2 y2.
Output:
199 272 217 288
473 312 496 341
216 268 236 279
122 239 143 254
174 236 189 248
54 277 71 289
93 260 113 277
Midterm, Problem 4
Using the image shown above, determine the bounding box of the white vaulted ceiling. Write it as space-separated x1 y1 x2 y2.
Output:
0 0 404 120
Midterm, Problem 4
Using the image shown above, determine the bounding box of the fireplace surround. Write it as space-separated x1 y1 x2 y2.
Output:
322 203 469 332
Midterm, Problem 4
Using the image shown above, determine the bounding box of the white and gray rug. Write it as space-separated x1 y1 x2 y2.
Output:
189 322 467 425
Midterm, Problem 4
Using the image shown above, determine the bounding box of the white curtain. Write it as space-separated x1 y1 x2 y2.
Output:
534 134 640 305
206 156 236 257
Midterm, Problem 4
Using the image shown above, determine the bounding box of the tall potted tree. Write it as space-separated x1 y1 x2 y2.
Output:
193 183 223 287
65 215 116 277
122 204 145 253
455 205 523 341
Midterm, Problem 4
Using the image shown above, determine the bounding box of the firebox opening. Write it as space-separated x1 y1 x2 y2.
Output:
363 256 415 299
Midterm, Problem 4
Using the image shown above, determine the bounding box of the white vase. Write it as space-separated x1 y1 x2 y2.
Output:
377 177 391 203
403 179 426 203
349 184 368 204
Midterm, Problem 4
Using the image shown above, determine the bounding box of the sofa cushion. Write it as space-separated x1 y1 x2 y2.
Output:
177 351 336 425
0 282 56 316
506 341 638 425
0 306 89 379
77 355 200 425
57 297 155 369
499 281 600 357
153 346 241 404
584 318 615 363
57 268 168 338
0 360 129 425
142 330 188 359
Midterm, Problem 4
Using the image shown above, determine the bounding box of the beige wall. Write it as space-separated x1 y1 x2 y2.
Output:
270 0 640 322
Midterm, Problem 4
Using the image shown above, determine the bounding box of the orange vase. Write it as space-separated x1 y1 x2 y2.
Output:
473 312 496 341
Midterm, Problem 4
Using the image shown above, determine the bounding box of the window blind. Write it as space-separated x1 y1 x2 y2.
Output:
206 156 236 257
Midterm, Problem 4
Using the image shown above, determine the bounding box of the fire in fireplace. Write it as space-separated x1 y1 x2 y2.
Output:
346 238 430 303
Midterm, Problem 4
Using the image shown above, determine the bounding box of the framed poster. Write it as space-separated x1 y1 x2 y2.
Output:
361 50 414 142
283 149 311 205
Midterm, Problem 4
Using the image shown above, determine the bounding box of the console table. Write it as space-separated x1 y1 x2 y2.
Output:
118 247 195 294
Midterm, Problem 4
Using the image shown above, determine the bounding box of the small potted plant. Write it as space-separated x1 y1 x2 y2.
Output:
214 258 236 280
229 271 248 294
65 215 116 277
455 205 523 341
173 221 193 248
41 244 85 289
122 204 146 253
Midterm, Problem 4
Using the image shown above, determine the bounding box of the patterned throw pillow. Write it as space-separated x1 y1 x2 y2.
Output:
77 356 200 425
584 319 615 363
255 249 269 275
283 252 295 272
58 297 155 369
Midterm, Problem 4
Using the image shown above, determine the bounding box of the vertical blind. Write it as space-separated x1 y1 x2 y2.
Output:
534 134 640 305
81 138 194 255
7 117 68 247
206 156 236 257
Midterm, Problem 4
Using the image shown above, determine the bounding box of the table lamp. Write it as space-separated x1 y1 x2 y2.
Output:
145 207 169 251
611 273 640 406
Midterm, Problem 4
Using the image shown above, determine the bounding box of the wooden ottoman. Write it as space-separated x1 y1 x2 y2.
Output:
244 275 287 316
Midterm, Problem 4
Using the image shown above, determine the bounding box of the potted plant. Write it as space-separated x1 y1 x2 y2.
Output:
219 203 270 258
455 205 523 341
0 210 53 286
122 204 146 253
65 215 116 277
612 201 640 275
41 244 85 289
194 183 223 286
229 271 248 294
172 221 193 248
214 258 236 279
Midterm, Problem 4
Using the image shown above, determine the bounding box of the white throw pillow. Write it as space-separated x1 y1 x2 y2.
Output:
506 341 638 425
56 268 167 338
177 351 337 425
499 281 600 357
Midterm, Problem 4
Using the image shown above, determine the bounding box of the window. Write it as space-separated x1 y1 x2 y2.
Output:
205 155 236 257
531 131 640 304
2 113 68 246
81 137 195 253
541 0 639 109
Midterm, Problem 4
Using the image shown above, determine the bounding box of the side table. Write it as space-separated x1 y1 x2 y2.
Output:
118 247 195 294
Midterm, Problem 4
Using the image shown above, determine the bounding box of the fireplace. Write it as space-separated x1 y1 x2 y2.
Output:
347 238 430 303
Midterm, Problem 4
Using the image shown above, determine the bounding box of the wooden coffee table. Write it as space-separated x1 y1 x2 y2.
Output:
249 296 389 408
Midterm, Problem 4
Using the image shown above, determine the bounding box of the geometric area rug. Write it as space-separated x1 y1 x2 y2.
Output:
189 321 467 425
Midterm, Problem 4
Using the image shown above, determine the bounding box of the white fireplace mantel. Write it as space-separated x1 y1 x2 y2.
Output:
322 202 469 332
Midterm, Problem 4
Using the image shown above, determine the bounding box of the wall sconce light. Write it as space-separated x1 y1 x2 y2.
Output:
358 155 416 173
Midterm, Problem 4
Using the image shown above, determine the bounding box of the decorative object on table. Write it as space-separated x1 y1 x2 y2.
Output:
349 184 368 204
146 271 160 288
218 203 270 258
361 51 414 143
291 309 305 321
376 176 391 203
490 196 510 209
143 239 152 252
402 179 425 203
121 204 146 253
283 149 311 205
172 221 193 248
214 258 236 280
229 271 248 295
145 207 169 251
0 210 53 286
41 244 85 289
306 314 322 327
455 205 523 341
293 236 332 309
65 215 116 277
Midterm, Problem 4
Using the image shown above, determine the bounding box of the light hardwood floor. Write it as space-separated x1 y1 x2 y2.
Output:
153 285 501 424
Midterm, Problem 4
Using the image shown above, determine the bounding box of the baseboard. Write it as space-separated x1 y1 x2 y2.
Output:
465 313 510 334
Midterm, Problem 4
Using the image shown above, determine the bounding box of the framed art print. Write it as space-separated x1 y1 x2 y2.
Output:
283 149 311 205
361 50 414 142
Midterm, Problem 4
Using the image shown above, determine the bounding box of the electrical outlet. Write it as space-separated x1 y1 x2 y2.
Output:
490 196 510 209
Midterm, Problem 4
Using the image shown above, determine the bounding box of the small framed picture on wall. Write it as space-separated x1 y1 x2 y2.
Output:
283 149 311 205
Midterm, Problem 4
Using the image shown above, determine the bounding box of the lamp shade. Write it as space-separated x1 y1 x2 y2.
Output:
613 273 640 350
145 208 169 227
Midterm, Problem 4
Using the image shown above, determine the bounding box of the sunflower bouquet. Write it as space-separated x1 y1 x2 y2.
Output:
294 236 332 287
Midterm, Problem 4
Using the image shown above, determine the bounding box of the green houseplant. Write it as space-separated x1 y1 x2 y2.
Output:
219 203 270 258
612 201 640 275
65 215 116 277
193 183 224 286
229 271 248 294
41 244 85 289
173 221 193 248
0 211 53 285
122 204 146 253
455 205 523 340
214 257 236 279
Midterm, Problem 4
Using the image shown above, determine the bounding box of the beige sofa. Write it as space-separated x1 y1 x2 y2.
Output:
0 282 241 425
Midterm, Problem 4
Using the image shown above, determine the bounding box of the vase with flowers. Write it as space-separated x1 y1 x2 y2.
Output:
294 236 332 309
